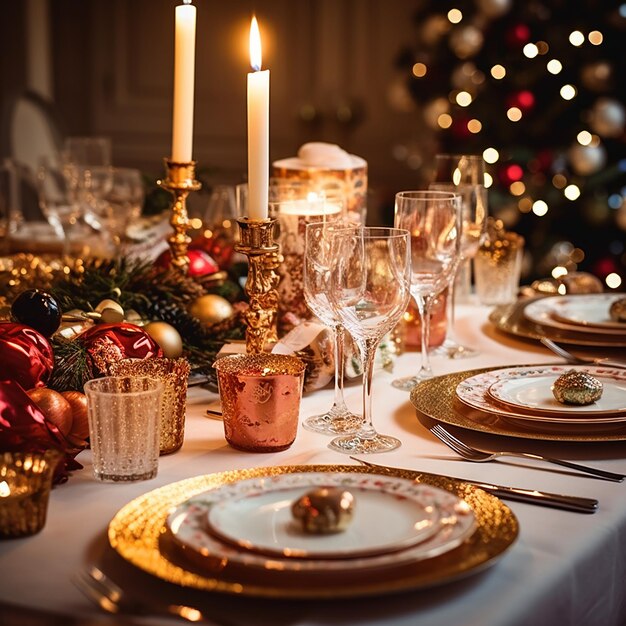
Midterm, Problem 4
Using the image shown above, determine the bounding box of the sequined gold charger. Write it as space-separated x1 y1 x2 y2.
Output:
108 464 518 599
411 367 626 442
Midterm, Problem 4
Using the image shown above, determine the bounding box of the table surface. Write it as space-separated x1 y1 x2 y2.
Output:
2 303 626 626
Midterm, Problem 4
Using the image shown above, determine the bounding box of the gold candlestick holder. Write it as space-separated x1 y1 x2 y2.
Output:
235 217 280 353
158 159 202 272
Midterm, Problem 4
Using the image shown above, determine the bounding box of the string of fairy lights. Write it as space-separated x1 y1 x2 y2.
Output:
393 1 626 289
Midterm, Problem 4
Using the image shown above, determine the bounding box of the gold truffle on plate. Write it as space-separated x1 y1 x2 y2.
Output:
291 487 355 534
552 369 603 405
609 297 626 323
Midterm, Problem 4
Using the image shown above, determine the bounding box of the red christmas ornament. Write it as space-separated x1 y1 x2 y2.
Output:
78 322 163 376
0 379 82 484
190 232 235 269
156 248 219 277
0 322 54 389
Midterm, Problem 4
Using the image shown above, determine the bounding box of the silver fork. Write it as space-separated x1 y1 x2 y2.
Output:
540 338 626 369
73 565 221 624
429 423 625 482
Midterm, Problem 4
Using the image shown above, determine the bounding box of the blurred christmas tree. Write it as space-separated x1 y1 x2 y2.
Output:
395 0 626 286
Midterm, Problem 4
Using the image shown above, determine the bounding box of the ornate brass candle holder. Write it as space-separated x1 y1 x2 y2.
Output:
158 159 202 272
235 217 280 353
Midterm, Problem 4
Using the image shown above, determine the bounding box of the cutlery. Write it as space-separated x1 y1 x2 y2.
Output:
73 565 226 624
350 457 599 513
540 338 626 370
430 422 625 482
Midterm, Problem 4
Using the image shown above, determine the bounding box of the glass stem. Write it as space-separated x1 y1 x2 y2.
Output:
331 325 349 413
417 295 434 377
447 271 457 342
359 337 378 439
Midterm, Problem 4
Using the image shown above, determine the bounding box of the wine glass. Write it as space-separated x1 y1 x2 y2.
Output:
327 227 411 454
62 136 113 232
105 167 145 256
37 157 81 257
430 154 488 358
302 222 361 435
392 191 461 391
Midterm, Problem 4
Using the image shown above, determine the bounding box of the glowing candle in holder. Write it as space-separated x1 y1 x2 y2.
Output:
247 16 270 220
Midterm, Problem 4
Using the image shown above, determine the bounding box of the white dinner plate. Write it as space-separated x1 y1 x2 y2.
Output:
166 472 476 574
487 368 626 417
456 365 626 425
205 479 441 559
524 295 626 336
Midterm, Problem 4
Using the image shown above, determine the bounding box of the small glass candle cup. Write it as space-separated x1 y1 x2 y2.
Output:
474 232 525 306
214 353 306 452
110 358 190 455
84 376 163 482
0 449 62 538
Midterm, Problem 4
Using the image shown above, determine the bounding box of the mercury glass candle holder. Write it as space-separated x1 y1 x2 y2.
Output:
0 449 62 538
110 357 191 455
213 353 306 452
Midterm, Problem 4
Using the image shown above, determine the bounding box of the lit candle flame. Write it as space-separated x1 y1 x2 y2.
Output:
249 16 262 72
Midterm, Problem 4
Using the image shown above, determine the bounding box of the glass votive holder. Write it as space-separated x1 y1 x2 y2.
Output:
110 358 191 455
213 353 306 452
84 376 163 482
0 449 62 538
474 231 525 306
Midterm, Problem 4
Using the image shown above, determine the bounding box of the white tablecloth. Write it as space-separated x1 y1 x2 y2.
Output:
2 304 626 626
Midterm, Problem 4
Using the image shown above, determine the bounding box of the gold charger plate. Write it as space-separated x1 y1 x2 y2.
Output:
108 464 518 599
411 367 626 442
489 296 626 348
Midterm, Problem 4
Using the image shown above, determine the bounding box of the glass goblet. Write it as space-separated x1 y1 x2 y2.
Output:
392 191 461 390
37 157 81 257
302 222 361 435
328 227 411 454
430 154 488 358
62 136 113 233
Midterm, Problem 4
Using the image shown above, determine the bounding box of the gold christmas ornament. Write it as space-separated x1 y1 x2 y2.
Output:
143 322 184 359
609 298 626 323
92 299 125 324
552 370 603 406
292 487 355 534
188 294 234 326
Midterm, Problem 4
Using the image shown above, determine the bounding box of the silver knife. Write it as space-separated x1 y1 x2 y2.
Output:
351 457 599 514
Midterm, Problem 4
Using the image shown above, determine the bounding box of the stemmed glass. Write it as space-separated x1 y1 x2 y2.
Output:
327 227 411 454
392 191 461 391
430 154 488 358
62 137 113 233
302 222 361 435
37 157 81 257
105 167 145 256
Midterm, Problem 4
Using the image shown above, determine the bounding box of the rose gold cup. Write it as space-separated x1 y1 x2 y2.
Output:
110 357 191 455
214 353 306 452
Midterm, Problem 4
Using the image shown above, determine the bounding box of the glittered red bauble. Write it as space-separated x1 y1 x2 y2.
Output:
156 248 219 276
0 322 54 389
78 322 163 376
27 387 74 437
11 289 62 337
